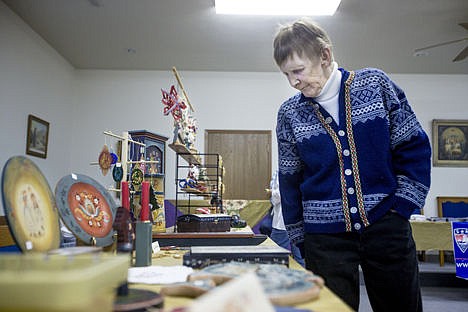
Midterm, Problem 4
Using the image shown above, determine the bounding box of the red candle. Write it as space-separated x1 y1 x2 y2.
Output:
140 181 150 221
121 181 130 211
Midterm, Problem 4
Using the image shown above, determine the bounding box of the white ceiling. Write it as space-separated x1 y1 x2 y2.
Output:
3 0 468 74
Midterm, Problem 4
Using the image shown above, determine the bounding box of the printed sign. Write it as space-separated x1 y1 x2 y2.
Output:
452 222 468 279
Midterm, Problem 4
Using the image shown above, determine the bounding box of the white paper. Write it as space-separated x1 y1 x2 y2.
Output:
127 265 193 284
188 272 275 312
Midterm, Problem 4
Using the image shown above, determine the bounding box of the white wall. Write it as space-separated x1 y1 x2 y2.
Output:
70 69 296 204
1 3 468 217
71 70 468 217
0 2 75 213
391 75 468 215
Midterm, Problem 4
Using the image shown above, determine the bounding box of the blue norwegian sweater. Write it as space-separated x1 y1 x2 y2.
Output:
276 68 431 247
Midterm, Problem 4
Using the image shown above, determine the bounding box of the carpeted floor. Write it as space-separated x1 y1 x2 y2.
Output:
359 261 468 312
359 285 468 312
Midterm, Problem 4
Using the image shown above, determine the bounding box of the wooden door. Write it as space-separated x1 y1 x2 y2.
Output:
205 130 271 200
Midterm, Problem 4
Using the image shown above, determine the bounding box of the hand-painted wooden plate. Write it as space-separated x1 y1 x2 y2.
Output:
188 262 324 306
1 156 61 252
55 173 117 246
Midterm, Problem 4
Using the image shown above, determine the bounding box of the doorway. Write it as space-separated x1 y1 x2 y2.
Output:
205 130 271 200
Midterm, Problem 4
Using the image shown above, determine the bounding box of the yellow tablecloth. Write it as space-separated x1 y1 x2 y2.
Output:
130 240 352 312
235 200 271 227
410 221 453 251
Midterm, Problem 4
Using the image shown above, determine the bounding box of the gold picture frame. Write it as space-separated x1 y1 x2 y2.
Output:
26 114 49 159
432 119 468 167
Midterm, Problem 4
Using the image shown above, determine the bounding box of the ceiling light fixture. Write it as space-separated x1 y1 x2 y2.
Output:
215 0 341 16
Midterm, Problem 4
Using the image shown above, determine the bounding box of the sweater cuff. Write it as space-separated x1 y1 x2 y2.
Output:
393 196 422 219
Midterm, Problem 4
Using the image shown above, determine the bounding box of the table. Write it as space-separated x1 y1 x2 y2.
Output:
130 244 353 311
410 221 453 266
410 221 453 251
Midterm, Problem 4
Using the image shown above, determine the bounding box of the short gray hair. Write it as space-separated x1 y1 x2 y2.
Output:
273 18 333 66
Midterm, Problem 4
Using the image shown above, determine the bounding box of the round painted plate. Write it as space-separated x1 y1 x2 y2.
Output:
131 167 143 186
1 156 61 252
55 173 117 246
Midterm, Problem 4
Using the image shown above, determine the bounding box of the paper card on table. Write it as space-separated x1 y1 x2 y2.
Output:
188 272 275 312
127 265 193 284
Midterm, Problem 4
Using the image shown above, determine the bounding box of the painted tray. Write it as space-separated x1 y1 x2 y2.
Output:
1 156 61 252
55 173 117 246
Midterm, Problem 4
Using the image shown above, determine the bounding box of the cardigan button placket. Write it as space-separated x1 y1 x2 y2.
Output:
337 126 362 232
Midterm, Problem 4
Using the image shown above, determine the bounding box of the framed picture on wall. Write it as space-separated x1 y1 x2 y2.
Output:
432 119 468 167
26 114 49 159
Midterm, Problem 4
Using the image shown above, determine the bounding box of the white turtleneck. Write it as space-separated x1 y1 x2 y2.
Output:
314 62 342 125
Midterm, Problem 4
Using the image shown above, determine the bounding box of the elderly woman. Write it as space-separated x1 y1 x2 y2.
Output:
274 18 430 311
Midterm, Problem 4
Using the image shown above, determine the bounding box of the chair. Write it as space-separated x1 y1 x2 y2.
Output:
436 196 468 266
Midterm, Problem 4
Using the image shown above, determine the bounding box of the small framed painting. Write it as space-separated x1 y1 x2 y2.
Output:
432 119 468 167
26 114 49 159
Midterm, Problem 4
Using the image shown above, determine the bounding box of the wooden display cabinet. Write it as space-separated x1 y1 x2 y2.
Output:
129 130 168 232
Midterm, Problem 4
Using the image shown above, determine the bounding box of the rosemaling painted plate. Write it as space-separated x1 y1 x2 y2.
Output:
55 173 117 246
1 156 61 252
